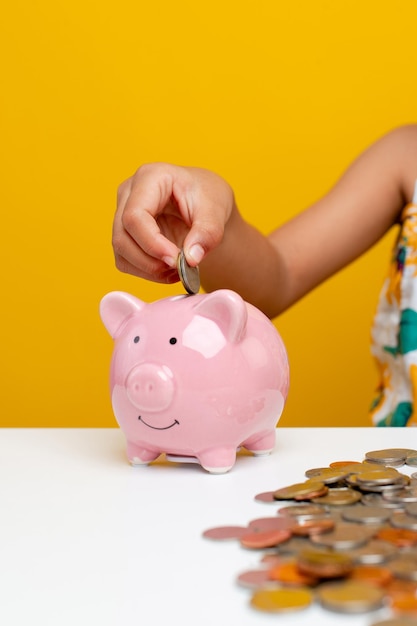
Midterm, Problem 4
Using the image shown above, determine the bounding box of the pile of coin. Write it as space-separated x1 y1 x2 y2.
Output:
203 448 417 623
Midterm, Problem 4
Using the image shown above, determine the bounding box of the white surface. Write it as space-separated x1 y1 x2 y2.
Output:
1 427 416 626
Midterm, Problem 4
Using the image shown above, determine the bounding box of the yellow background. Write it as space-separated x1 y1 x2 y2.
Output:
1 0 416 428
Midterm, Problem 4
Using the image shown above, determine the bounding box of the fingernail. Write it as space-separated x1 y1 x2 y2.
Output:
162 255 176 268
188 243 204 265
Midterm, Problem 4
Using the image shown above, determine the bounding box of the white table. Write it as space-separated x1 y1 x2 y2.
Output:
1 428 416 626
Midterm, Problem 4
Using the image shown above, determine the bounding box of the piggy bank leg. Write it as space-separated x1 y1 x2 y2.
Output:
126 441 160 466
243 430 276 456
198 447 237 474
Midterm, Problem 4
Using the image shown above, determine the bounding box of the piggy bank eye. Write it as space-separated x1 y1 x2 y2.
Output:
169 337 177 345
133 336 140 344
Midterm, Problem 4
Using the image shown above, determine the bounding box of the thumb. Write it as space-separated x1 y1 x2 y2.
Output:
183 218 224 267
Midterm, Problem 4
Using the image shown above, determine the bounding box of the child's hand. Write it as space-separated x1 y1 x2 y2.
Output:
113 163 235 283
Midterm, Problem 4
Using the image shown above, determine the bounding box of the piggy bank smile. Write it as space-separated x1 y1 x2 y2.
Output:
138 416 180 430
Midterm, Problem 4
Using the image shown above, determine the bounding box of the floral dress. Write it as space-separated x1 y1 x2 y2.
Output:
370 182 417 426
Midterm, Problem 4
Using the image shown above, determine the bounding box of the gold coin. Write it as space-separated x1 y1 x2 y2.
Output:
273 480 327 501
250 587 313 612
297 548 354 578
176 248 200 294
317 580 385 613
311 487 362 506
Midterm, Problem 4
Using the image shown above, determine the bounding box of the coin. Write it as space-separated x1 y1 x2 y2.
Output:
317 580 385 613
236 568 277 589
291 517 335 536
268 560 319 586
376 527 417 547
385 578 417 598
176 248 200 294
277 503 328 519
329 460 361 467
356 468 403 485
361 493 405 510
383 487 417 503
389 592 417 614
276 536 312 557
387 555 417 581
297 548 354 578
305 468 350 484
406 502 417 517
311 487 362 506
248 516 295 532
406 452 417 467
273 480 327 501
310 523 375 550
349 564 392 587
341 504 392 525
348 539 397 564
390 511 417 530
202 525 248 540
204 446 417 620
240 528 292 549
254 491 276 503
250 587 313 612
365 449 412 467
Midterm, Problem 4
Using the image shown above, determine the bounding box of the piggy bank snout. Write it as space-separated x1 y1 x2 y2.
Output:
126 363 174 412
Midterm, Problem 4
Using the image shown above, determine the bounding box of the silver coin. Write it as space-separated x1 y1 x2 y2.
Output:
361 493 405 510
405 502 417 517
310 523 374 549
386 555 417 581
277 503 328 519
390 511 417 530
177 249 200 294
349 539 397 564
365 448 412 466
383 487 417 503
341 504 391 525
406 451 417 467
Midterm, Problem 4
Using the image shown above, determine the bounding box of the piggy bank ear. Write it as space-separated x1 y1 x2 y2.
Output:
100 291 145 339
193 289 248 343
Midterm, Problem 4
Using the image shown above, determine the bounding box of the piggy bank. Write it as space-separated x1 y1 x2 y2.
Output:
100 289 289 473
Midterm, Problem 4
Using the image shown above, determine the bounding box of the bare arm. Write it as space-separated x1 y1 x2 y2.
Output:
113 125 417 318
200 125 417 317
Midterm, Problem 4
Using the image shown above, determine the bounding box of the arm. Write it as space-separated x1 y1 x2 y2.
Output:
113 125 417 318
200 125 417 317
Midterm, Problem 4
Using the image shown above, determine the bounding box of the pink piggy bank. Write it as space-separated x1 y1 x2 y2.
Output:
100 289 289 473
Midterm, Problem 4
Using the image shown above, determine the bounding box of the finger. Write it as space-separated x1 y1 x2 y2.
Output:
182 214 225 267
113 212 179 279
121 165 180 264
114 242 180 284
